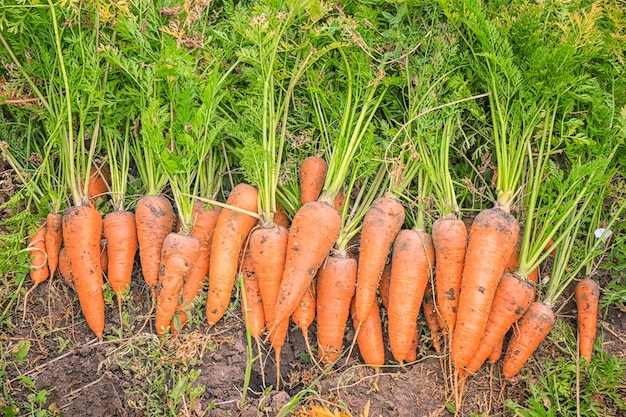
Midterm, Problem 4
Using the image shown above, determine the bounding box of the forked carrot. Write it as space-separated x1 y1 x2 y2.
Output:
575 278 600 362
155 232 200 335
103 210 137 309
206 183 259 326
300 156 327 205
355 196 405 323
502 301 555 378
350 298 384 371
44 212 63 277
23 224 49 319
63 205 105 338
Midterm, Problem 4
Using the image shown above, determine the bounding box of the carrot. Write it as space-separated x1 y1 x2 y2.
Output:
154 232 200 335
206 183 259 326
274 204 291 229
423 282 442 355
272 200 341 327
100 239 108 276
23 224 49 319
505 231 523 273
404 327 419 363
135 195 176 291
575 278 600 362
292 282 316 360
300 155 328 205
240 245 265 339
388 229 435 363
379 262 391 311
58 246 74 290
62 205 105 338
350 298 384 371
86 165 109 203
44 212 63 277
488 337 504 364
465 272 535 374
103 210 137 309
432 216 467 335
332 187 346 212
355 196 405 323
502 301 555 378
451 206 519 368
172 202 221 332
316 255 357 364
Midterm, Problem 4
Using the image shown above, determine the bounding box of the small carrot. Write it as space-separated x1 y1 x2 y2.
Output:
292 282 316 360
379 263 391 311
58 246 74 290
502 301 555 378
404 327 419 363
300 156 328 205
155 232 200 335
274 204 291 229
488 337 504 364
23 223 49 319
350 297 384 371
332 187 346 212
575 278 600 362
100 239 108 276
85 165 110 203
316 254 357 364
44 212 63 277
63 205 105 338
388 229 435 363
103 210 137 309
422 282 442 355
241 245 265 339
206 183 259 326
355 196 405 323
135 195 176 291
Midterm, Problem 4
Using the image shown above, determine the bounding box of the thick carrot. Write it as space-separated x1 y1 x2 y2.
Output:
451 206 519 368
273 200 341 327
63 205 105 338
388 229 435 363
241 246 265 339
172 202 221 332
502 301 555 378
300 156 328 205
316 255 357 364
355 196 405 323
135 195 176 290
379 262 391 311
206 183 259 326
465 273 535 374
431 216 467 335
103 210 137 308
58 246 74 290
423 282 442 355
292 282 316 359
45 212 63 277
155 232 200 335
575 278 600 362
23 224 49 318
350 298 384 371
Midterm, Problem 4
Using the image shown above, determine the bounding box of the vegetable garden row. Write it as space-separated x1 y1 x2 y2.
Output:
1 0 625 414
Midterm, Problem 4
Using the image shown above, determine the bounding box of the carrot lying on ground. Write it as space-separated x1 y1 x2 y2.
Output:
58 246 74 289
155 232 200 335
451 206 519 369
379 263 391 310
206 183 259 327
502 301 555 378
388 228 435 363
300 155 328 205
172 202 221 332
292 282 316 361
241 245 265 339
63 205 105 338
423 282 442 355
350 297 384 371
432 216 467 335
23 223 49 319
355 196 405 323
135 195 176 292
44 212 63 277
575 278 600 362
316 254 357 364
488 337 504 364
103 210 137 309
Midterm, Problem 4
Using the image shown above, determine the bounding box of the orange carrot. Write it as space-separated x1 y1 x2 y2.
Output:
388 229 435 363
423 282 442 355
292 282 316 359
86 165 110 203
502 301 555 378
300 156 328 205
155 232 200 335
23 224 49 318
63 205 105 338
172 202 221 332
316 255 357 364
332 187 346 212
273 200 341 327
44 212 63 277
206 183 259 326
379 263 391 311
404 327 419 363
100 239 108 276
241 245 265 339
451 206 519 369
58 246 74 290
465 273 535 374
135 195 176 291
505 231 523 273
103 210 137 308
355 196 405 323
488 337 504 364
274 204 291 229
350 297 384 371
431 216 467 335
575 278 600 362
